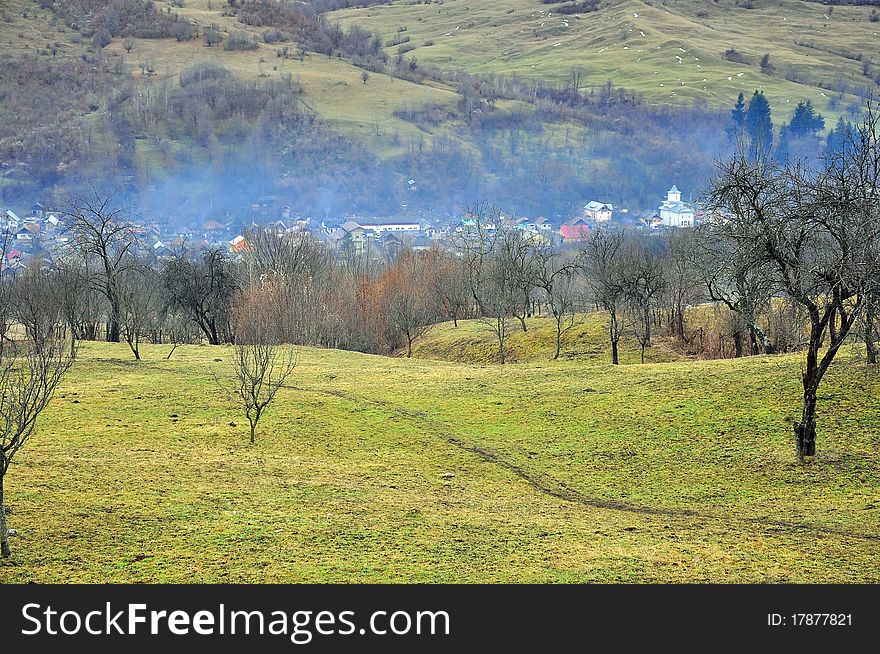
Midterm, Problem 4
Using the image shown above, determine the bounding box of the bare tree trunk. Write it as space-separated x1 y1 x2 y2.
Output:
751 321 775 354
610 310 620 365
407 337 413 358
867 302 877 365
497 317 506 364
795 381 818 463
554 321 563 360
0 473 9 558
733 329 744 358
108 299 121 343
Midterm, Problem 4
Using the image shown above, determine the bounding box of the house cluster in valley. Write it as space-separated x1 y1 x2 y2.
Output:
1 186 702 274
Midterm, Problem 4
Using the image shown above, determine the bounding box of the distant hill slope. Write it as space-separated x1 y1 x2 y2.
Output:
333 0 878 113
1 0 877 215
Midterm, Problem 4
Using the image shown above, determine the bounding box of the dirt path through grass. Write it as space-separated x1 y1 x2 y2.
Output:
297 384 880 544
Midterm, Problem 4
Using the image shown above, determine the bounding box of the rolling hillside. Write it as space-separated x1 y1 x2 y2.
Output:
1 0 878 215
1 321 879 583
334 0 879 113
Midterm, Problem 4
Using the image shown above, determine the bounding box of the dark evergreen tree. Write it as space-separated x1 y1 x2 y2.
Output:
726 92 747 142
824 115 854 158
775 124 791 163
788 100 825 138
745 90 773 160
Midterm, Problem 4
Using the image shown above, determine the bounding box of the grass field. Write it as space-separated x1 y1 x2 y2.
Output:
334 0 877 118
2 313 879 583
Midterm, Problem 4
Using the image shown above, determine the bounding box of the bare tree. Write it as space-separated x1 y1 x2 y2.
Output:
457 208 520 364
693 217 776 356
384 252 434 357
582 228 626 364
508 230 540 333
0 336 74 557
119 262 161 360
8 265 62 349
55 260 102 356
860 293 879 364
425 247 471 328
567 66 586 99
661 228 704 341
708 103 880 461
621 239 667 364
534 246 582 360
162 249 237 345
243 230 329 345
223 282 296 444
63 190 141 343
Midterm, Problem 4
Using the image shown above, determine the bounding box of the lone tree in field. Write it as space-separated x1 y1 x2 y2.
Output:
64 190 141 343
708 103 880 462
225 281 296 444
0 337 74 557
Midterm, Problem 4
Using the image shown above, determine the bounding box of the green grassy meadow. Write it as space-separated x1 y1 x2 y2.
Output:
2 313 880 583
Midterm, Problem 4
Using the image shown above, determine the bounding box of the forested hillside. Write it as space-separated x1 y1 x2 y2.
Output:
0 0 876 219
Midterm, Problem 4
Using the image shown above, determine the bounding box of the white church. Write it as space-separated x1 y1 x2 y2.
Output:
658 185 695 228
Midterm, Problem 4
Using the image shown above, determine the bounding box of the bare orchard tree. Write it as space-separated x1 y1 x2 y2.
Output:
661 228 704 342
457 208 520 364
621 238 667 364
55 260 103 356
384 251 435 358
224 281 296 444
7 265 63 349
162 249 237 345
708 103 880 462
581 228 626 365
0 336 74 557
533 245 582 360
63 189 141 343
693 216 776 356
118 261 161 360
424 247 472 327
859 292 879 364
243 230 330 344
508 230 541 332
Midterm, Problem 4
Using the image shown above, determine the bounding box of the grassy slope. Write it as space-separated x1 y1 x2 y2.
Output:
121 0 469 160
334 0 877 119
411 311 687 364
1 317 879 583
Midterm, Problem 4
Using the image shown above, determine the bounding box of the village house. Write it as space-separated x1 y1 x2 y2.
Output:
355 219 421 235
229 234 249 255
583 201 614 222
659 185 695 228
560 216 591 243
